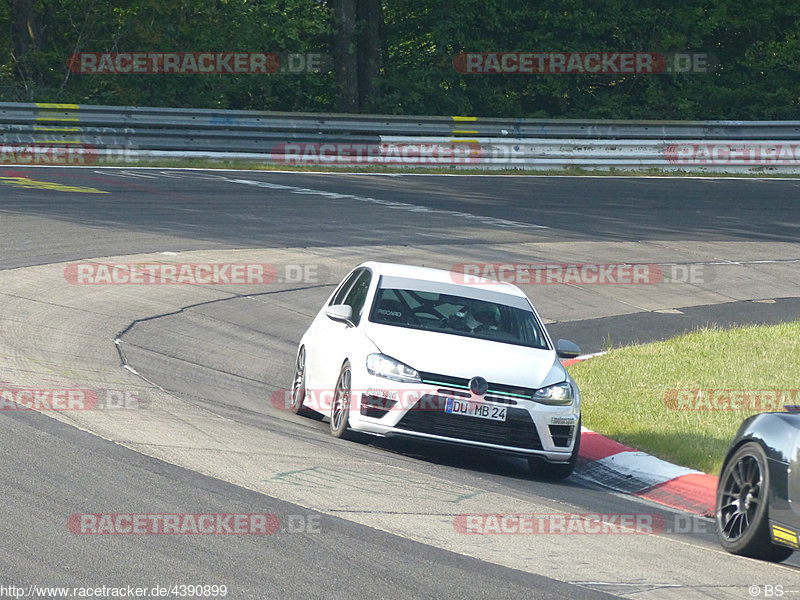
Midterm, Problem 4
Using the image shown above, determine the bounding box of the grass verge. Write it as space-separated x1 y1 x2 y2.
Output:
568 321 800 475
75 157 800 177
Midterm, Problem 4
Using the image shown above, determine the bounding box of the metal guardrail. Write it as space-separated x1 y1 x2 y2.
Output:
1 102 799 172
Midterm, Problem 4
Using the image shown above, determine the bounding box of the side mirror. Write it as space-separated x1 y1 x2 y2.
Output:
325 304 354 325
556 339 581 359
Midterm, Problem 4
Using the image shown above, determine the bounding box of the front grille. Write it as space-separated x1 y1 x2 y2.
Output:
437 388 470 399
418 370 534 403
483 394 518 406
549 424 575 447
395 394 542 450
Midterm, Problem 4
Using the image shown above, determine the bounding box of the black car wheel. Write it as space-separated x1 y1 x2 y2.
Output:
715 441 794 562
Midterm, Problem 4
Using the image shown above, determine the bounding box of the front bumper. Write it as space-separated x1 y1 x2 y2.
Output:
348 373 580 462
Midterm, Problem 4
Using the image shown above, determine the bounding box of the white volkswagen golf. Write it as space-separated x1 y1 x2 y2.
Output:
289 262 583 479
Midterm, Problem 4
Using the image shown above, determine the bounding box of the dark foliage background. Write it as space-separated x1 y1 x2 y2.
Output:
2 0 798 118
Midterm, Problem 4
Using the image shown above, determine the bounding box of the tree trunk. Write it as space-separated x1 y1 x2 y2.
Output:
356 0 382 111
331 0 358 112
11 0 38 83
11 0 37 56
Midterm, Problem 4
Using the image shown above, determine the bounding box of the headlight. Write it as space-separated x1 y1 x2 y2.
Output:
366 354 421 383
532 382 574 405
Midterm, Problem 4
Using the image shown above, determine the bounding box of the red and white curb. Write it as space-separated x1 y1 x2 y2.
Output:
576 429 717 516
563 354 717 517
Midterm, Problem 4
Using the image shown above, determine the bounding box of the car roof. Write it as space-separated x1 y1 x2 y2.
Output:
358 261 528 299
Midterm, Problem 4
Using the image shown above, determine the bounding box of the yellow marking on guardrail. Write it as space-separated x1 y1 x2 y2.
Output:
36 114 79 122
452 117 479 141
33 126 80 132
32 139 82 144
36 103 80 122
449 139 479 144
35 103 80 109
0 177 107 194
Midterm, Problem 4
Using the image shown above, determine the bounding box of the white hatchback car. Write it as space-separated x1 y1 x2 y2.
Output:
290 262 583 479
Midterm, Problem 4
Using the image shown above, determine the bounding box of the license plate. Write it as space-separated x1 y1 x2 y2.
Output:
444 397 507 422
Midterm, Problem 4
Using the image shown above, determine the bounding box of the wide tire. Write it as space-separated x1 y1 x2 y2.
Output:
715 442 794 562
330 363 353 439
528 419 581 480
289 347 323 420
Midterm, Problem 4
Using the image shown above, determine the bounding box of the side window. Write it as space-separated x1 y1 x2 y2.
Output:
343 270 372 325
330 269 363 306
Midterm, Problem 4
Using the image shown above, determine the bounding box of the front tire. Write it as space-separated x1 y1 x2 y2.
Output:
330 362 352 439
528 420 581 480
715 442 794 562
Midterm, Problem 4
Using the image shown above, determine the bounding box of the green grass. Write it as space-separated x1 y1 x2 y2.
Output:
568 321 800 474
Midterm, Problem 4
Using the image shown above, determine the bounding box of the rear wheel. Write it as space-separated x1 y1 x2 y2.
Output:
289 347 322 420
528 420 581 480
289 347 307 414
330 363 352 439
715 442 794 562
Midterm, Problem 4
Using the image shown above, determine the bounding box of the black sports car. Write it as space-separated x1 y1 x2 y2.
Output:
715 411 800 562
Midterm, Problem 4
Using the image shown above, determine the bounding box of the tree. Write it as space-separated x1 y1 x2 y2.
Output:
356 0 381 111
10 0 38 83
0 0 797 118
331 0 357 111
330 0 382 112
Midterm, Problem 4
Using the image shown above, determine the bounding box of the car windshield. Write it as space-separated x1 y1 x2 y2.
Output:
368 287 549 349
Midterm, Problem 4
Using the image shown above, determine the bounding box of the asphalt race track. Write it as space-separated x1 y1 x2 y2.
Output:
1 167 799 599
